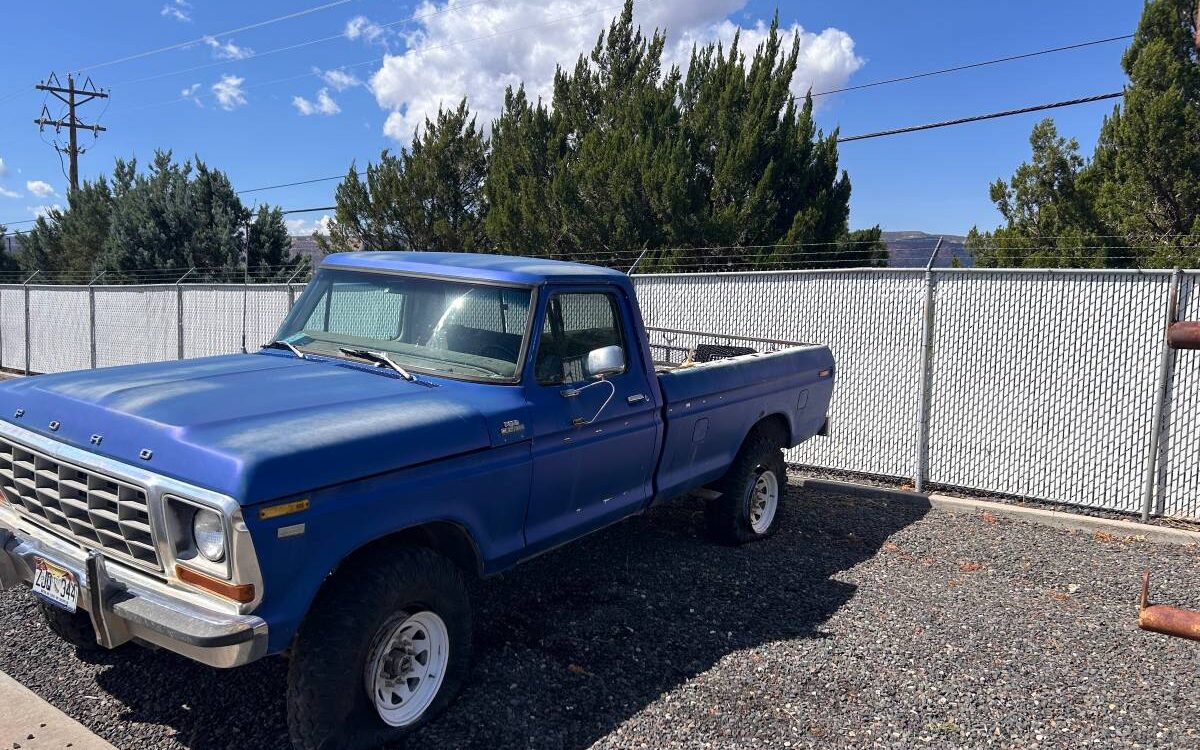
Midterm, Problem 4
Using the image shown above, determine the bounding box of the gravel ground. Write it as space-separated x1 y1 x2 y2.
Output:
2 481 1200 749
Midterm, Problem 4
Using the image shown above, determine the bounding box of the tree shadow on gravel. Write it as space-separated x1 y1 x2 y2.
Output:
88 485 927 750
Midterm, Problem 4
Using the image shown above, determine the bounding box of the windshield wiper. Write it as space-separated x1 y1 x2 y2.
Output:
267 340 306 359
339 347 416 382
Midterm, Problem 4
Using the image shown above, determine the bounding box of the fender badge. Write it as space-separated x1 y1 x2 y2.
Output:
138 449 153 460
500 419 525 436
13 409 23 418
48 420 60 432
90 434 103 445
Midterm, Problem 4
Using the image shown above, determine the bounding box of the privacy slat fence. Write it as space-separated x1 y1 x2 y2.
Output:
0 270 1193 520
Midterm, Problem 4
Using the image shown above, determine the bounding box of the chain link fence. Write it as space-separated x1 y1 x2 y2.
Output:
0 269 1192 520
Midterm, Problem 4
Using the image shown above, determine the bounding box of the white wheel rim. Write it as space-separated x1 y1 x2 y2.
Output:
748 468 779 534
364 610 450 727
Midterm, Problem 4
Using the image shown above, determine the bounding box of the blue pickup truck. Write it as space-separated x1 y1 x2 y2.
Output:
0 252 833 749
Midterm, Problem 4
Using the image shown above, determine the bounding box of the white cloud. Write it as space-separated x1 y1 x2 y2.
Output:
212 75 247 111
316 68 362 91
28 204 63 218
286 215 333 235
181 83 204 107
345 15 389 46
368 1 863 143
0 157 7 178
161 0 191 22
293 89 341 116
203 35 254 60
0 186 19 199
26 180 56 198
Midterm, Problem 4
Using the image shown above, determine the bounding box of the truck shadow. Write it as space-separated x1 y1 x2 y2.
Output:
91 483 928 749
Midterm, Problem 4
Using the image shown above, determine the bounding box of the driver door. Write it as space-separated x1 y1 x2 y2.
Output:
523 288 661 551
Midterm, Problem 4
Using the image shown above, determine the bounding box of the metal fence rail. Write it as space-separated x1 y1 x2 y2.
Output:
0 269 1191 520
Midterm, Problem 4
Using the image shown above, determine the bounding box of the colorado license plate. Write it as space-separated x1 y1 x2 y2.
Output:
32 557 79 613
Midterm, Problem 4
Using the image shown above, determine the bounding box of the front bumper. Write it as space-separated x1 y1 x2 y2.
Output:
0 522 267 668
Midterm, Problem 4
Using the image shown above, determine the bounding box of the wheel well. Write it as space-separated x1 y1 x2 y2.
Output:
743 413 791 453
336 522 484 581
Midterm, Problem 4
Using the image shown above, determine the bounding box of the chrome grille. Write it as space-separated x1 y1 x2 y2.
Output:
0 437 160 570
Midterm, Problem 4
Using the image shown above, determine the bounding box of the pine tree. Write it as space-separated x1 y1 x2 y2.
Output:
322 100 490 253
484 85 560 255
967 119 1112 268
19 151 294 281
1091 0 1200 264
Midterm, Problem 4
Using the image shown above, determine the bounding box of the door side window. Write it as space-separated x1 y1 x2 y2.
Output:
535 293 626 385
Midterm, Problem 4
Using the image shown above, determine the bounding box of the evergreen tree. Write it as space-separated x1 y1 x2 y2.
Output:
16 177 114 278
247 205 303 280
974 0 1199 268
322 100 489 253
669 19 869 270
0 225 19 275
17 151 295 281
967 119 1112 268
484 85 560 255
548 3 690 265
1090 0 1200 264
333 0 879 271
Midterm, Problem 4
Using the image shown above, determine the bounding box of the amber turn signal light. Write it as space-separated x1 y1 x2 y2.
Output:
176 564 255 603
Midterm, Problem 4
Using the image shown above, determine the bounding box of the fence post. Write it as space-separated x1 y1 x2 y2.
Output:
913 239 943 493
21 270 40 376
1141 267 1182 522
175 268 194 360
88 270 104 369
284 260 308 310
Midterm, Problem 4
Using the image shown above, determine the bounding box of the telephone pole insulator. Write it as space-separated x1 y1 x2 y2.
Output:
33 72 109 194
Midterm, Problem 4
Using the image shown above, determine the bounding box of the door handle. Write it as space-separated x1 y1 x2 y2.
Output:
627 393 647 405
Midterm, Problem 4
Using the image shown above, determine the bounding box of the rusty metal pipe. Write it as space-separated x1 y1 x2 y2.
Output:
1167 321 1200 350
1138 571 1200 641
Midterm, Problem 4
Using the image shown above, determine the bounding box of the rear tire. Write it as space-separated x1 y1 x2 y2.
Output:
706 433 787 545
38 600 106 653
286 546 472 750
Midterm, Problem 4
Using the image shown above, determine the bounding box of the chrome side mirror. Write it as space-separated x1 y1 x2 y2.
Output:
585 345 624 379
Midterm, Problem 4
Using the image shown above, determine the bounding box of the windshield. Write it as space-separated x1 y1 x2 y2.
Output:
274 268 534 381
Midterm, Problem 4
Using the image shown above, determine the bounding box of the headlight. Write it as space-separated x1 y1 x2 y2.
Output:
192 509 226 563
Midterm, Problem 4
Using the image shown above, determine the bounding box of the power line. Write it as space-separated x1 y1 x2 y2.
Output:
813 34 1133 97
238 176 343 194
110 0 504 88
75 0 354 73
837 91 1124 143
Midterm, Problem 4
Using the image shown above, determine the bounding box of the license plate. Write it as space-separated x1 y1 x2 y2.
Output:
32 557 79 613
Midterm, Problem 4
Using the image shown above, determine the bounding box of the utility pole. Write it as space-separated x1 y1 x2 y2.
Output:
33 73 108 194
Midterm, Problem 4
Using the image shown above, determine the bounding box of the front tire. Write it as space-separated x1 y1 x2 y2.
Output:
706 433 787 545
286 546 472 750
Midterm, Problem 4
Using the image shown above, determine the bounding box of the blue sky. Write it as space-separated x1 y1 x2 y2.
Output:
0 0 1142 237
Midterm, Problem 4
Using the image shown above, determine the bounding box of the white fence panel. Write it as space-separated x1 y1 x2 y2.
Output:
926 271 1169 513
0 286 25 371
246 285 292 350
94 286 178 367
633 271 926 478
182 286 244 358
0 270 1194 520
1159 272 1200 518
28 287 91 374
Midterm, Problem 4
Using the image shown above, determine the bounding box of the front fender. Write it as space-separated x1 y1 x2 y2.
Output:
245 442 531 653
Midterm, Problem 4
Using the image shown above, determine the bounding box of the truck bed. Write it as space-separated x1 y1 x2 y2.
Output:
645 327 835 501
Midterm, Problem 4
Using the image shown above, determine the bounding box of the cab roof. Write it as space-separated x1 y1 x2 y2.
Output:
321 251 629 287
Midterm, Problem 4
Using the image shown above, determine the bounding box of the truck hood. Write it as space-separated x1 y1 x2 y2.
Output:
0 354 511 504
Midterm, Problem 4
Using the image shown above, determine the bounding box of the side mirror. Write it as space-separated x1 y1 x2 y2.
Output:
585 345 624 379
